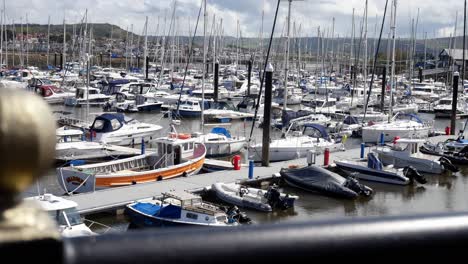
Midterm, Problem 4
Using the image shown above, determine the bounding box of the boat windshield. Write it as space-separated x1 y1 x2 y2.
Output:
50 208 83 226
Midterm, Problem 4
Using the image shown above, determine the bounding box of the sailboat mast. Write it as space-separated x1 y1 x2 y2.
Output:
350 8 355 80
284 0 292 110
109 25 113 68
201 0 207 132
143 16 148 78
125 26 129 70
363 0 368 99
130 24 134 68
26 13 29 66
62 17 66 71
389 0 397 122
3 0 7 67
1 5 3 66
47 16 50 67
463 0 466 83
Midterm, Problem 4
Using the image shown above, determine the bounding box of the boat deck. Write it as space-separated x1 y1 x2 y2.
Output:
65 135 455 215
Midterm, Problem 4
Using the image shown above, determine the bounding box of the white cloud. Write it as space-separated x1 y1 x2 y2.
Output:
1 0 464 38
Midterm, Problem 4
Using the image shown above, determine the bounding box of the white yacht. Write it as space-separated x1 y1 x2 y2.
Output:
249 124 344 162
55 127 141 164
361 113 432 143
192 127 247 158
89 113 163 146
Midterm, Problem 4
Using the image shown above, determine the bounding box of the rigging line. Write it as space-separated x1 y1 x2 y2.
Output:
175 0 203 115
248 0 281 142
362 0 389 122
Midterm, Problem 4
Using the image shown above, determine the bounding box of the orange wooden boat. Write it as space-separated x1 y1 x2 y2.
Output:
57 134 206 193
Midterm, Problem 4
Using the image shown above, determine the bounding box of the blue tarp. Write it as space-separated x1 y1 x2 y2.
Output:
211 127 232 138
158 204 181 219
131 203 162 216
367 153 383 171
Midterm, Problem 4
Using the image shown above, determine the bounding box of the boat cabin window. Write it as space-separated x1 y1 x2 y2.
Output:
111 119 122 130
186 213 198 220
92 117 122 132
439 99 451 105
92 120 105 130
55 208 83 226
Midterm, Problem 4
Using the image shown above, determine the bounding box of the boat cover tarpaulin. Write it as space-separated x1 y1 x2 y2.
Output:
158 204 182 219
280 166 369 199
131 203 161 216
211 127 232 138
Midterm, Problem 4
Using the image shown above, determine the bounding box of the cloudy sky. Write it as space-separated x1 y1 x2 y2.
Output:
2 0 465 38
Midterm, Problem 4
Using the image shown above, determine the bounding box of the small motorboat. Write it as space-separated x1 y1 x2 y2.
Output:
249 124 344 162
279 165 373 199
25 194 101 237
193 127 247 158
373 138 458 174
125 190 251 227
211 182 298 212
55 127 141 164
335 153 427 186
88 113 163 146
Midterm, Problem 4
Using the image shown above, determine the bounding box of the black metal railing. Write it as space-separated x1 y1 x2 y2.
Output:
57 211 468 263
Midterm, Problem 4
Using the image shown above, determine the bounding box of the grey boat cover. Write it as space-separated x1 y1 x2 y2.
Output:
280 166 373 199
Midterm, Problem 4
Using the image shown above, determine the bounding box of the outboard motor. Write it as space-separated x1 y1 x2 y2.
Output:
403 166 427 184
439 157 459 172
265 186 293 210
344 177 373 197
226 206 252 225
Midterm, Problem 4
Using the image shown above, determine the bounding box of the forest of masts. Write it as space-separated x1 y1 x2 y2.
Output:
0 0 461 85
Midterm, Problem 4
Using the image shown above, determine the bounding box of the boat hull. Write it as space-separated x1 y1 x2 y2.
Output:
205 140 246 158
57 153 206 193
249 143 343 162
375 151 443 174
335 161 409 185
361 127 429 143
137 103 162 112
125 205 231 228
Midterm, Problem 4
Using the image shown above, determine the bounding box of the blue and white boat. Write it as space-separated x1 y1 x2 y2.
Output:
335 153 427 186
125 190 249 227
